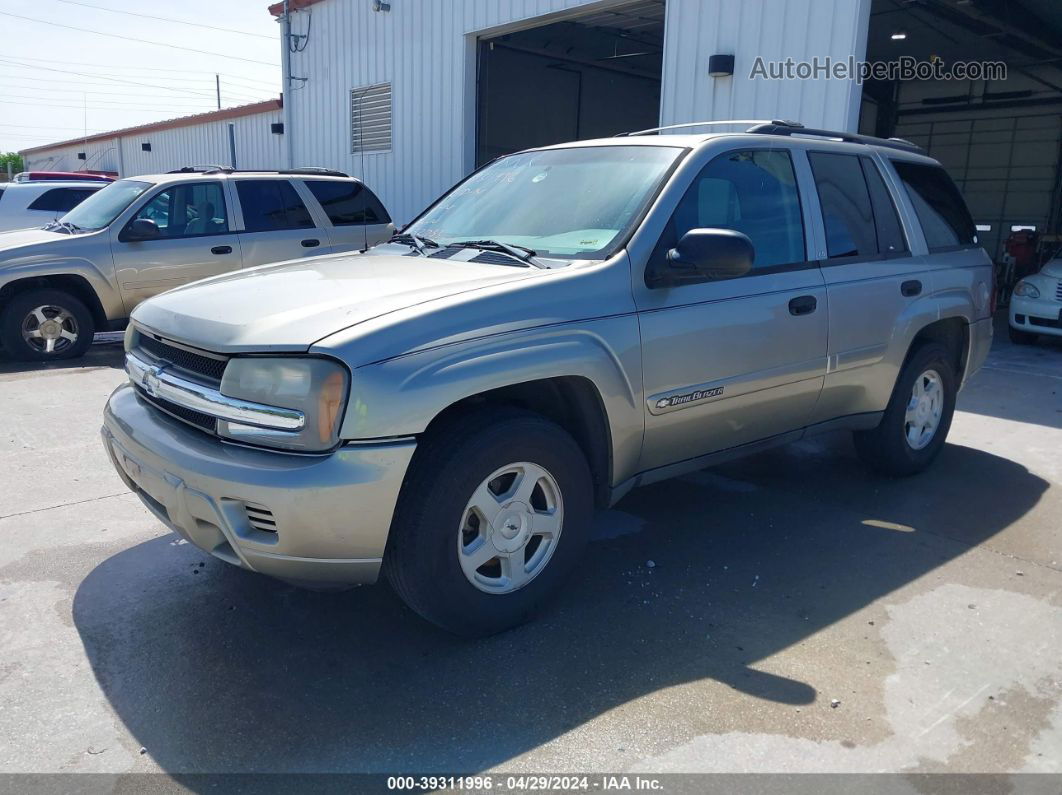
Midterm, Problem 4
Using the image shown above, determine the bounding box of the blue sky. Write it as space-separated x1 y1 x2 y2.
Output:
0 0 281 155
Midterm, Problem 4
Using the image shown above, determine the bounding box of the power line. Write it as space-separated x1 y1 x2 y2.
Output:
0 71 272 101
0 55 278 83
0 56 219 99
0 11 280 67
0 98 218 112
0 122 111 131
0 83 270 103
53 0 276 39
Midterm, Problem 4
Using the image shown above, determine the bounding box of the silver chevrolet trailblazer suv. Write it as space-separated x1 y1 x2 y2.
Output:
0 167 393 360
102 121 993 636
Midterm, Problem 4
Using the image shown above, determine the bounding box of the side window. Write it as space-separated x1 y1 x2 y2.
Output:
27 187 98 213
860 157 907 255
236 180 315 232
658 149 806 271
304 180 391 226
129 182 229 238
891 161 976 251
808 152 878 259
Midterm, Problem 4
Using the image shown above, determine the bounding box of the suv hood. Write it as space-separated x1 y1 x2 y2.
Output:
0 227 69 257
131 251 537 352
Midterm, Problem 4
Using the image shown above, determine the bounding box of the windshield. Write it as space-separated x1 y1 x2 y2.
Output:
404 146 681 259
60 179 151 231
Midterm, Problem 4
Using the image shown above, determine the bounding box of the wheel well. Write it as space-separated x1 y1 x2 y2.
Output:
424 377 614 508
0 275 109 329
908 317 968 380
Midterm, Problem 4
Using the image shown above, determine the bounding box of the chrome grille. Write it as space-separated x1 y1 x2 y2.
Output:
244 504 277 534
137 334 227 382
133 385 217 433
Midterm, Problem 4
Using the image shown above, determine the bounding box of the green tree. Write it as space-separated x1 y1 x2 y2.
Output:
0 152 25 175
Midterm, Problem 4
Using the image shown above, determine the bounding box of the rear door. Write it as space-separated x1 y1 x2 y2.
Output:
110 181 243 310
635 146 828 472
805 150 933 423
301 179 394 252
232 178 329 266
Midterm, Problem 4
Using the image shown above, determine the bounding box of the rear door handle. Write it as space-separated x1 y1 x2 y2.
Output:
788 295 818 316
210 245 232 255
901 279 922 297
301 238 320 248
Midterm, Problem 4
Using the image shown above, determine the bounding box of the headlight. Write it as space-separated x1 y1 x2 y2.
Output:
217 357 349 452
124 322 137 352
1013 280 1040 299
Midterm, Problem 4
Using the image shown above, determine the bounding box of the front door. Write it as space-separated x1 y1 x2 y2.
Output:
635 147 828 473
232 179 331 266
111 181 242 311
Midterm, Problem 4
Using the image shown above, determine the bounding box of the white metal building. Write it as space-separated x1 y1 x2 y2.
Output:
19 99 285 178
273 0 1062 254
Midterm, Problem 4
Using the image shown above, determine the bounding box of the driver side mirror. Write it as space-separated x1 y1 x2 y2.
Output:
647 228 754 288
120 218 161 242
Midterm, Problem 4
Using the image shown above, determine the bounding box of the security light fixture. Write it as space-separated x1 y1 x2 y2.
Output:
891 31 907 40
141 142 151 152
77 152 86 160
372 0 391 11
708 54 735 77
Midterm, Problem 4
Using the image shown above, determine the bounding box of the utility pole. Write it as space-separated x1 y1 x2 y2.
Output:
216 74 221 110
280 0 294 169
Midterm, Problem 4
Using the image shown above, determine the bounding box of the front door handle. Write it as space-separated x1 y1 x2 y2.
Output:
788 295 818 316
901 279 922 297
301 238 320 248
210 245 232 255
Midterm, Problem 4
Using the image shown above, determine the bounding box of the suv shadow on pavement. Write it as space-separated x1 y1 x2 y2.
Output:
72 436 1047 776
0 334 125 375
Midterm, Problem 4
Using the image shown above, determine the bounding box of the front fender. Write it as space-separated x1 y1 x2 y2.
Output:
336 315 644 486
0 254 123 320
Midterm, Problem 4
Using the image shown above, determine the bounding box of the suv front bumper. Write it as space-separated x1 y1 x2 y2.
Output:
102 383 415 588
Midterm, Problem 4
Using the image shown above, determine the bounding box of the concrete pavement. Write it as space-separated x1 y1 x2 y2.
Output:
0 321 1059 778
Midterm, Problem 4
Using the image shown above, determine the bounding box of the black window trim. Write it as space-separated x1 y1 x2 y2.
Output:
647 146 815 288
887 157 980 254
120 181 233 242
26 186 100 213
805 149 916 268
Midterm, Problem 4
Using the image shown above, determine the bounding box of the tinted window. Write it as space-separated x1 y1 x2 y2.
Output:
129 182 229 238
27 187 99 213
236 180 314 232
892 161 976 251
660 149 805 270
304 180 391 225
808 152 877 259
860 157 907 255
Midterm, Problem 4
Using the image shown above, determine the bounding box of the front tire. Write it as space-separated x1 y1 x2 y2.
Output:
1008 324 1038 346
0 288 95 361
385 407 594 637
854 343 957 477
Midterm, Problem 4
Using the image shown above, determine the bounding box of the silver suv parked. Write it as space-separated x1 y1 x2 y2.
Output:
101 121 993 636
0 167 393 360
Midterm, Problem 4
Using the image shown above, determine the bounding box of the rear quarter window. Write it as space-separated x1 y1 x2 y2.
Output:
304 180 391 226
891 161 976 251
26 187 99 213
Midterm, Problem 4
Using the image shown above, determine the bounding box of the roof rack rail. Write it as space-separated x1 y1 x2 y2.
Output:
746 123 924 153
166 166 351 177
615 119 792 137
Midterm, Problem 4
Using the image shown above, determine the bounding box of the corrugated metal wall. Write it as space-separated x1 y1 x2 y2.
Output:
22 110 283 178
286 0 870 224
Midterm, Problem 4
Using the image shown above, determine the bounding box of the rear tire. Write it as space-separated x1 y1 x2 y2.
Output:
1008 324 1038 346
0 288 95 361
385 407 594 637
854 343 957 477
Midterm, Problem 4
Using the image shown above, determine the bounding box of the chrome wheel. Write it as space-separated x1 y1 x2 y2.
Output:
904 369 943 450
21 305 79 355
457 461 564 594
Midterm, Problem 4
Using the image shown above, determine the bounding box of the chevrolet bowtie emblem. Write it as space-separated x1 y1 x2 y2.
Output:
142 364 164 398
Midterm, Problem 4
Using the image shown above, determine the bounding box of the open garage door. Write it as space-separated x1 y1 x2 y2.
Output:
476 0 664 166
861 0 1062 264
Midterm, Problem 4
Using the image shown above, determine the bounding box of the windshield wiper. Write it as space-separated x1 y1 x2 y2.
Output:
452 239 547 268
389 232 439 255
43 220 83 234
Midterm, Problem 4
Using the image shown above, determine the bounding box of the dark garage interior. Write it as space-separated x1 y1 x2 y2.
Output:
475 0 664 165
861 0 1062 271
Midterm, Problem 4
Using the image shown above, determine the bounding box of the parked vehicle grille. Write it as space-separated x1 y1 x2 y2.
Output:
133 385 217 432
1029 315 1062 329
244 504 277 534
138 334 228 382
